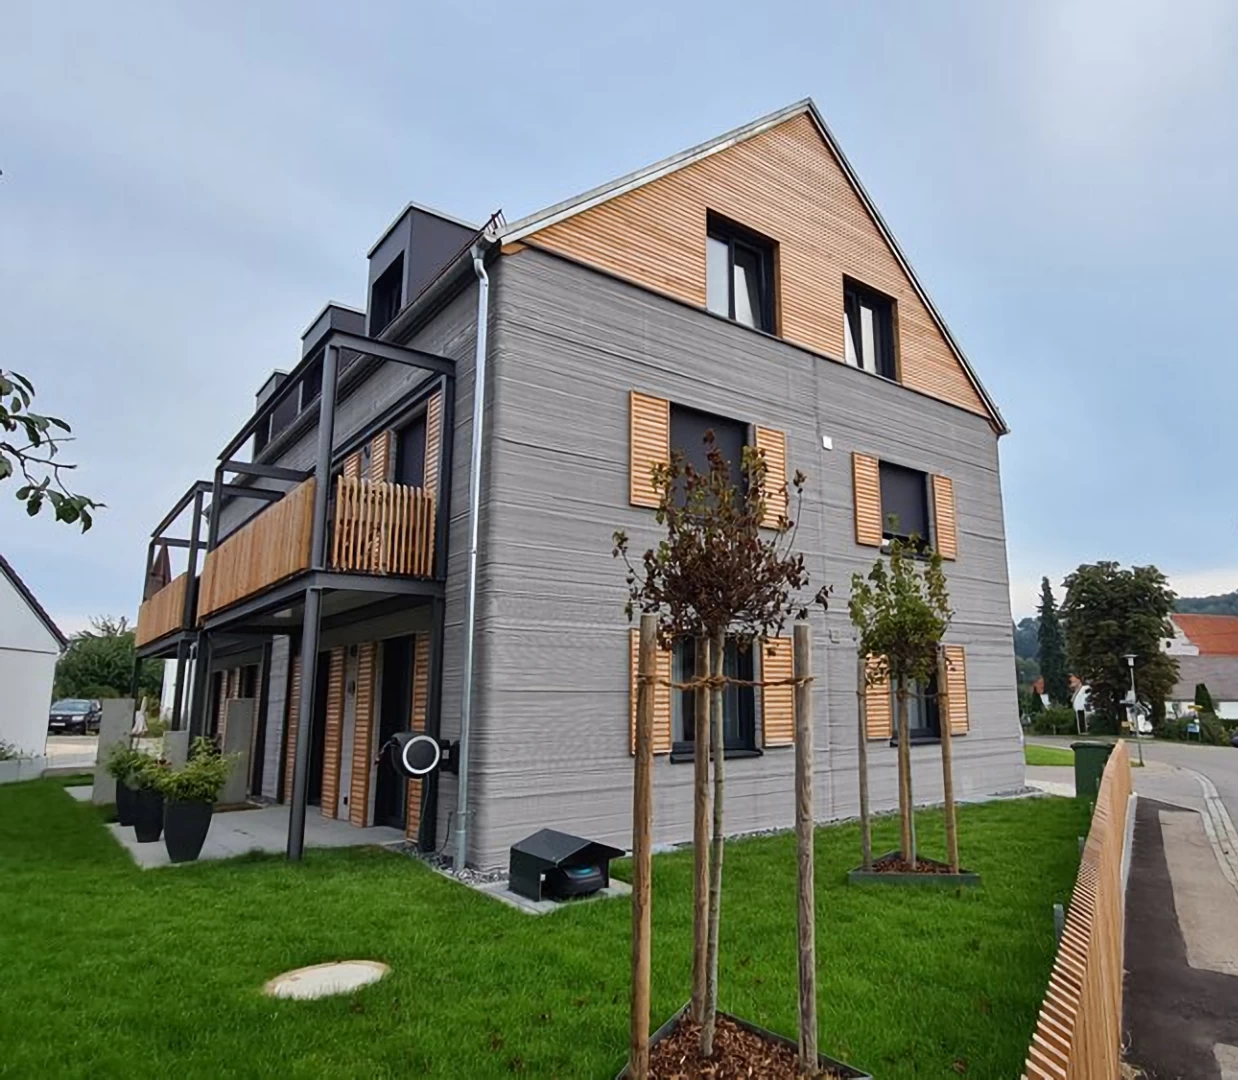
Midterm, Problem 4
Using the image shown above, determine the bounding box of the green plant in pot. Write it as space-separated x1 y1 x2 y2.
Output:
104 744 145 827
156 738 235 863
128 753 169 844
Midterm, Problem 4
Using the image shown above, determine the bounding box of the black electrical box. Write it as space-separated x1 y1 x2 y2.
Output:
508 829 624 902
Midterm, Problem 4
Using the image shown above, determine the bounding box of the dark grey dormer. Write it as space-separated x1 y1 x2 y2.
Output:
366 204 477 337
253 370 289 455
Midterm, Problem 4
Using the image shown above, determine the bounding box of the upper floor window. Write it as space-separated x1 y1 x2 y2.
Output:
706 214 775 333
370 254 404 335
879 461 929 548
844 279 896 379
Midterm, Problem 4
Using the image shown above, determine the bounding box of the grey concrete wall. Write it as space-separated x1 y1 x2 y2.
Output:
261 636 289 800
461 249 1023 869
92 699 135 805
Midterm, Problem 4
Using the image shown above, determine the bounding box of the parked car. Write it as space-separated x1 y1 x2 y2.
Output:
48 699 102 735
1231 730 1238 749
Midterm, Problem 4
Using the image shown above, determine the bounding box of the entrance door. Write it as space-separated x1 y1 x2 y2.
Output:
337 647 359 820
374 636 412 829
307 653 330 807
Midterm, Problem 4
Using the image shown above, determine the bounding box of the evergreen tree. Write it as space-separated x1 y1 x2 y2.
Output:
1037 578 1071 705
1194 683 1216 714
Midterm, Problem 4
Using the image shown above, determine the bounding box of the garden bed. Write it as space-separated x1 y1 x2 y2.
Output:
847 850 981 887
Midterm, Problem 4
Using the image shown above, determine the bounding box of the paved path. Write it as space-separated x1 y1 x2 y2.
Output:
44 734 99 770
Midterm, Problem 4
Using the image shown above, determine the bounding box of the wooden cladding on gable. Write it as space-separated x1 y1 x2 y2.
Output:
932 474 958 561
525 112 993 424
852 453 883 547
942 644 969 735
755 427 787 527
630 391 669 508
349 643 376 828
628 629 672 754
864 656 892 740
320 648 345 819
761 637 794 747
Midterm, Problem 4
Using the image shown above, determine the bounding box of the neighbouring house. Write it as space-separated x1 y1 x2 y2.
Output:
0 555 66 761
1163 614 1238 719
133 99 1023 869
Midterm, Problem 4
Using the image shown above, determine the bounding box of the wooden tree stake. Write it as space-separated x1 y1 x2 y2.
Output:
938 645 960 873
691 636 711 1024
629 614 656 1080
793 623 817 1069
701 628 727 1058
855 651 872 871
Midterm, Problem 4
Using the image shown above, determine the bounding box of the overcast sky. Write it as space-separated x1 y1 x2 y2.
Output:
3 0 1236 634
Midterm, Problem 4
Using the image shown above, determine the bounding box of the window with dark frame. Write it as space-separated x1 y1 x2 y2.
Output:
705 214 775 333
669 403 746 496
370 254 404 335
671 637 757 754
299 355 323 410
890 673 941 744
844 279 896 379
879 460 930 549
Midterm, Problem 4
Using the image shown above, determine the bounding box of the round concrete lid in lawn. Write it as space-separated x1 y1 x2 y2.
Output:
263 960 390 1000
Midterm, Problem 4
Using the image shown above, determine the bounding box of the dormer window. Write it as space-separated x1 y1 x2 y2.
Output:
370 254 404 335
705 214 775 333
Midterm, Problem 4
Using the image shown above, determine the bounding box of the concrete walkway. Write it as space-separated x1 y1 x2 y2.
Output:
107 803 405 868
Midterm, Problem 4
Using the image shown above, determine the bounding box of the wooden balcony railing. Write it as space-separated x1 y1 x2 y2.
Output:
198 478 316 619
330 477 435 578
135 572 189 647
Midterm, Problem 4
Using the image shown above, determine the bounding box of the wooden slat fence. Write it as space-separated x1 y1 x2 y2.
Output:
330 477 435 578
198 479 315 619
1023 740 1133 1080
135 572 189 646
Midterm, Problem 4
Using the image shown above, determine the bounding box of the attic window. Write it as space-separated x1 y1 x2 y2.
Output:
844 279 896 380
370 254 404 335
705 214 775 333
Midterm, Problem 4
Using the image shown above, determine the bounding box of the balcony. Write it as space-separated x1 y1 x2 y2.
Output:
135 572 190 648
196 476 436 622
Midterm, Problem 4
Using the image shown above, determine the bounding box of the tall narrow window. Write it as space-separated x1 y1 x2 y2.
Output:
890 673 941 743
705 215 775 333
844 279 896 379
672 637 756 753
370 254 404 335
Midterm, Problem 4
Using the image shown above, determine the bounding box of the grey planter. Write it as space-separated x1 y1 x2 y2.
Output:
847 850 981 887
618 1001 871 1078
0 757 44 785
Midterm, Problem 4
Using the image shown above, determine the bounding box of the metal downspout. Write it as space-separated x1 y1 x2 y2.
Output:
456 251 489 869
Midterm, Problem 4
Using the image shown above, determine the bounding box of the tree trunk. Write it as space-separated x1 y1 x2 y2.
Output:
896 683 914 865
700 629 726 1059
690 636 711 1024
628 614 656 1080
856 652 872 871
793 624 817 1070
938 647 959 873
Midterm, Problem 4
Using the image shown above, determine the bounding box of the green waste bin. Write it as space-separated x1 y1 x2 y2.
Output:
1071 741 1114 802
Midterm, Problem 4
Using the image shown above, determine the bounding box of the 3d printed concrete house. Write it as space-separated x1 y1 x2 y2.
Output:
134 100 1023 869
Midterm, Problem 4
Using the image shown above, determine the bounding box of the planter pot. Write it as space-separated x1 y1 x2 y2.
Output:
163 799 214 863
131 787 164 843
620 1002 871 1079
847 850 981 887
115 779 137 826
0 758 43 785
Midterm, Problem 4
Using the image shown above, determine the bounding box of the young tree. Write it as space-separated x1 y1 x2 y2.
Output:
1194 683 1215 715
849 537 952 867
1 369 100 529
1037 578 1070 705
1061 562 1178 727
614 433 826 1059
55 617 161 701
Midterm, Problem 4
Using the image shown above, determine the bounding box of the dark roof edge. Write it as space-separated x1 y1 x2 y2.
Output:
0 553 67 648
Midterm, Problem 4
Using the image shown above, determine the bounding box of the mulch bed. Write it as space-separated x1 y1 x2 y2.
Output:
869 852 956 874
648 1014 845 1079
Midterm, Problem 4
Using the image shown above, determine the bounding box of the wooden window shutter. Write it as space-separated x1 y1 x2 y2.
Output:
369 430 393 483
630 391 669 508
865 656 892 740
943 644 969 735
282 654 302 800
344 451 362 480
932 474 958 560
755 427 788 527
320 648 345 819
761 637 794 747
424 391 443 495
853 453 882 546
406 633 432 838
349 643 376 827
628 629 672 754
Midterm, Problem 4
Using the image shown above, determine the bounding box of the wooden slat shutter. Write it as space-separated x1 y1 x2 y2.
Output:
630 391 669 508
282 655 302 800
424 390 443 494
349 643 376 827
344 451 362 480
865 656 892 740
406 634 431 838
853 453 882 546
320 648 345 819
943 644 969 735
369 430 393 483
755 426 788 528
761 636 794 747
628 629 672 754
932 474 958 560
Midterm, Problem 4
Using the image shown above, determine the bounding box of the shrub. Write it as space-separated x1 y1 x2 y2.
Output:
1158 714 1229 745
0 741 21 762
155 738 235 803
103 744 145 784
144 716 168 738
1030 705 1078 736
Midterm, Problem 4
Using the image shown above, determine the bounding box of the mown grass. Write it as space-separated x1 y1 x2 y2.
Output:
1025 744 1075 767
0 781 1084 1078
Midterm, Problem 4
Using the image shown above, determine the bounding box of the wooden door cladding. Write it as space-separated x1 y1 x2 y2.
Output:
525 113 993 425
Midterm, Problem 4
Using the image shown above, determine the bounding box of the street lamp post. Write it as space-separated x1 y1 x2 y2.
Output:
1124 653 1144 766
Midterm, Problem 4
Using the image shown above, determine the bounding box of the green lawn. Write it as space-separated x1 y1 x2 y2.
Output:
0 782 1084 1079
1024 744 1075 767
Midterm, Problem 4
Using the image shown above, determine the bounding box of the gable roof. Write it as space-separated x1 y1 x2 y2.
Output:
1170 654 1238 701
0 554 67 649
1172 614 1238 657
498 98 1007 434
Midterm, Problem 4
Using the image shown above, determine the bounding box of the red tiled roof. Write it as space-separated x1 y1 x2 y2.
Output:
1172 614 1238 656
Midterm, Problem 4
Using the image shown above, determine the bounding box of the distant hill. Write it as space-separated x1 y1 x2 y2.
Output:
1176 591 1238 616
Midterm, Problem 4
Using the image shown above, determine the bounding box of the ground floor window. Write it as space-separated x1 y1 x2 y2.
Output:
671 637 756 755
891 673 941 743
